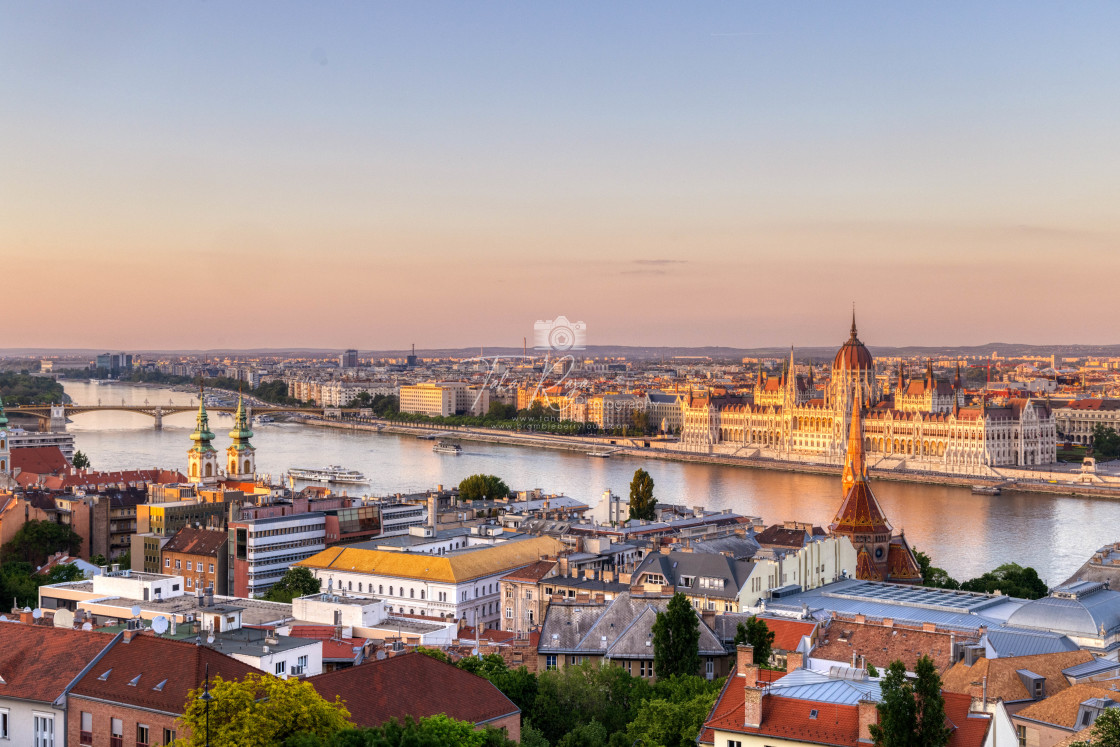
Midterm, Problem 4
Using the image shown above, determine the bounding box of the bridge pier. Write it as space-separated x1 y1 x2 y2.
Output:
154 407 163 430
49 405 68 433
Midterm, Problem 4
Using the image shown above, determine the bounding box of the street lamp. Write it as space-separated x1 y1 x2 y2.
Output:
197 663 213 747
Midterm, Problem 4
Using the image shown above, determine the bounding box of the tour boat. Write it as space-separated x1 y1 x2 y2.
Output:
971 485 1002 496
433 441 462 454
287 466 369 484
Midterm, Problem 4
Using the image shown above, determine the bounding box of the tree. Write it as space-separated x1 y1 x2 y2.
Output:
1 520 82 566
626 675 724 747
869 661 916 747
1071 707 1120 747
735 617 775 666
915 550 959 590
1092 424 1120 459
629 469 657 521
72 450 91 469
530 661 649 745
652 592 700 679
43 563 85 584
90 554 108 568
263 567 321 603
960 563 1048 599
631 410 650 434
174 673 352 747
913 655 951 747
458 474 510 502
285 715 518 747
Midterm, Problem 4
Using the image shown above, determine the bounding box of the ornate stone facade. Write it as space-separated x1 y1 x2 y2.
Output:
679 316 1058 476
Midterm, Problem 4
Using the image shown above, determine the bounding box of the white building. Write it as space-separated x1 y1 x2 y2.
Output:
295 535 564 627
399 381 489 417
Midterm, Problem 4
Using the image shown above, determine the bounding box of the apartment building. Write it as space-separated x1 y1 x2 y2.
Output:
229 513 327 598
160 527 229 595
399 381 489 417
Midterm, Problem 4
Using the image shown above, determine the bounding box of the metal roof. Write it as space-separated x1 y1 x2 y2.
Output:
1063 658 1120 678
983 627 1080 658
769 668 882 705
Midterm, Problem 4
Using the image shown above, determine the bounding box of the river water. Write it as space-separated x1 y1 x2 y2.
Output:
56 382 1116 585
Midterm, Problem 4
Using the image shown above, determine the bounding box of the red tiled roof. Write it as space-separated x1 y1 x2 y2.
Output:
501 559 557 583
309 652 519 728
756 617 817 652
830 481 892 536
10 446 70 476
161 527 228 557
287 626 366 661
0 624 114 703
70 632 261 714
700 674 990 747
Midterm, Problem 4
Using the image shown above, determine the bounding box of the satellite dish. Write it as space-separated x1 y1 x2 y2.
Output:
152 616 169 635
207 634 215 644
54 609 75 629
22 606 31 613
130 605 142 618
471 647 479 656
376 650 387 660
82 622 93 631
32 608 42 620
0 615 7 621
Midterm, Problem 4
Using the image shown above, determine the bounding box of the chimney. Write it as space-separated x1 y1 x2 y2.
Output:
881 618 893 629
922 621 937 633
205 586 214 608
854 613 866 624
123 627 142 644
743 685 763 729
737 644 756 678
857 699 878 743
786 651 804 672
968 681 986 712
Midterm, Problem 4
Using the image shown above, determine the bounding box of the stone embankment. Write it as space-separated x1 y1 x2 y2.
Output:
291 415 1120 499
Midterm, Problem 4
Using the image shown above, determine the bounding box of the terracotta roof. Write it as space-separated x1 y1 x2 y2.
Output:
70 632 261 715
161 527 228 557
1014 683 1120 729
1062 399 1120 411
0 624 114 703
287 627 366 662
830 481 892 536
308 652 519 727
500 559 558 583
700 673 989 747
942 651 1095 704
814 619 976 672
759 617 818 652
9 446 70 475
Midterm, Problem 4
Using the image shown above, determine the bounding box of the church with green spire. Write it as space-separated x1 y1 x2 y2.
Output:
0 395 11 483
187 387 219 485
225 393 256 481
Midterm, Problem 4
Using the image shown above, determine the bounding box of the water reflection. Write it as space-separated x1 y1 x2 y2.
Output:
60 382 1118 584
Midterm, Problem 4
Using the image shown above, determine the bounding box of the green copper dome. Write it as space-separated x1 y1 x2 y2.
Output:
228 394 254 448
189 395 216 451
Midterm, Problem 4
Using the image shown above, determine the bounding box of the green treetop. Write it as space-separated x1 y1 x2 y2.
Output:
652 592 701 679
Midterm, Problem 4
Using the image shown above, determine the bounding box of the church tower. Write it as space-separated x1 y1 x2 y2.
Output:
187 387 219 485
226 393 256 481
831 397 893 580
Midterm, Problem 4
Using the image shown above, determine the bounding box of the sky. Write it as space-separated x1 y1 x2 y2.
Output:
3 2 1120 351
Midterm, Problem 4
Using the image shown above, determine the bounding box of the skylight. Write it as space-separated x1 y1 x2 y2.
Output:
97 669 112 681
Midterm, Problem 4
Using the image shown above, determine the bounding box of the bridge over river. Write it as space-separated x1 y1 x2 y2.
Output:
6 404 369 430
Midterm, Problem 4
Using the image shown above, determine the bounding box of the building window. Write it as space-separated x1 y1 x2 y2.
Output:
706 658 715 680
110 717 123 747
186 561 193 571
34 713 55 747
0 708 9 739
275 661 286 675
546 654 557 670
298 655 308 669
163 729 176 746
137 724 150 747
209 563 215 573
175 559 181 569
164 558 171 568
1017 725 1027 747
506 607 513 618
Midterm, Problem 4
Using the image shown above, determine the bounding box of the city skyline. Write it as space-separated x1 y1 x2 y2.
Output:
4 3 1120 349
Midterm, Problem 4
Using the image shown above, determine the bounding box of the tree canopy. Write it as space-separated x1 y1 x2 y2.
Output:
285 714 517 747
72 450 91 469
458 474 510 502
652 592 701 680
0 372 65 404
1092 424 1120 459
1 520 82 566
628 468 657 521
735 617 775 666
263 566 321 603
174 673 352 747
959 563 1048 599
869 657 950 747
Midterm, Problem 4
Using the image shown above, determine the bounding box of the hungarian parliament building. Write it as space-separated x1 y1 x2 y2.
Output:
678 316 1057 476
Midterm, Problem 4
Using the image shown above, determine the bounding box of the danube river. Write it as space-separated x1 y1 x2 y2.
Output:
58 382 1118 585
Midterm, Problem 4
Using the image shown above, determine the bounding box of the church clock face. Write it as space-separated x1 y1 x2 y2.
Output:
875 547 884 559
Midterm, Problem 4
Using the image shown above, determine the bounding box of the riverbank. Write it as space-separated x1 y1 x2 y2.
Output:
292 415 1120 500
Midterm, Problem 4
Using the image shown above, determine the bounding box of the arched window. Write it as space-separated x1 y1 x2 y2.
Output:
410 588 414 598
420 590 425 600
348 581 352 591
204 463 213 477
389 586 394 596
358 582 363 592
244 459 251 473
191 464 199 477
379 585 383 594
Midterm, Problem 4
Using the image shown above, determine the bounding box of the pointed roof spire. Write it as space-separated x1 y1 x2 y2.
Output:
228 391 254 445
190 381 215 449
850 303 858 339
926 358 934 387
0 395 8 428
841 395 866 492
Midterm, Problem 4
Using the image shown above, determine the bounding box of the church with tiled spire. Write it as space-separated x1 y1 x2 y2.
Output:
829 396 923 583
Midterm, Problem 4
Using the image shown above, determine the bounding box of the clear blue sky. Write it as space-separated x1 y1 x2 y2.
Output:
3 2 1119 349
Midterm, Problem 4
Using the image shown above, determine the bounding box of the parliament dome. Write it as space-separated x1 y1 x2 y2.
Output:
833 314 875 372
